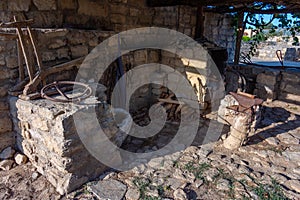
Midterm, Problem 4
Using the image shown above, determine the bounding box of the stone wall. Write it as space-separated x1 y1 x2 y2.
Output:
226 64 300 104
242 41 300 61
0 0 197 36
0 28 115 152
14 92 126 195
0 1 235 152
203 12 235 62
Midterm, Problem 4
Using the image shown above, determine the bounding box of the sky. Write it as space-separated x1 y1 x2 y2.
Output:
246 13 295 28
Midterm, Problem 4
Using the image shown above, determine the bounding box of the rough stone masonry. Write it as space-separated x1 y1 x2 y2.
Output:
14 91 126 195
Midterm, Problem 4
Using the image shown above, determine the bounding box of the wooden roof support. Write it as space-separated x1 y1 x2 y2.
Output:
234 12 245 65
195 6 205 39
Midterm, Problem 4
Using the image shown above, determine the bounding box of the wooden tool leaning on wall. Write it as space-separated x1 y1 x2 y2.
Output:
0 16 85 100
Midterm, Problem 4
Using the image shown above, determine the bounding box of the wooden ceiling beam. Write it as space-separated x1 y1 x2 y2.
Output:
147 0 300 8
204 6 300 14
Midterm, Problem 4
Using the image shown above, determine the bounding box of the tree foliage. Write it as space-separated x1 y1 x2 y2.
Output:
233 3 300 60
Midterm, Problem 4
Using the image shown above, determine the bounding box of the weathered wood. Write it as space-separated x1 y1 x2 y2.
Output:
0 19 34 28
22 57 84 95
195 6 205 39
15 26 34 82
234 12 244 65
17 40 25 81
204 6 300 14
27 27 43 72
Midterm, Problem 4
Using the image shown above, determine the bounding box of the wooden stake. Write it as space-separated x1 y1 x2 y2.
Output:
234 12 244 65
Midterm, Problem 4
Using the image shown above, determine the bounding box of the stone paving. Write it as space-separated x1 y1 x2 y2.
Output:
1 100 300 199
63 100 300 200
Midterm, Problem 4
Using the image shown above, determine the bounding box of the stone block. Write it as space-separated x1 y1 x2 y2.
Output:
0 100 9 111
110 4 129 15
59 0 77 10
26 11 63 28
15 95 124 195
0 132 14 152
33 0 57 10
5 56 18 69
48 39 67 49
280 82 300 95
78 0 108 17
281 71 300 82
256 73 277 86
71 45 88 58
127 0 145 8
57 48 70 59
0 85 8 97
0 112 13 133
110 14 127 24
41 51 56 62
130 8 140 17
8 0 31 11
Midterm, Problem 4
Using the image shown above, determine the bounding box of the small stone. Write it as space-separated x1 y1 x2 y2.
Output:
173 189 187 200
277 134 299 145
194 179 204 188
287 180 300 193
166 178 184 190
88 179 127 200
125 188 140 200
0 159 14 170
216 179 230 191
14 153 28 165
0 146 15 160
32 172 39 180
265 137 280 146
272 173 288 184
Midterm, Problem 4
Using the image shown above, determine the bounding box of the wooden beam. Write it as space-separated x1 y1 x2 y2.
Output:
195 6 205 39
234 12 245 65
204 6 300 14
147 0 199 7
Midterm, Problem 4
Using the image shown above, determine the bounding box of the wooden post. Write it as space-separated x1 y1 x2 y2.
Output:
234 12 244 65
195 6 204 39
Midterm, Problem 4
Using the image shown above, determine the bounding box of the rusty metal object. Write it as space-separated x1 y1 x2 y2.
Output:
0 16 85 99
41 81 92 103
228 92 263 112
276 50 284 68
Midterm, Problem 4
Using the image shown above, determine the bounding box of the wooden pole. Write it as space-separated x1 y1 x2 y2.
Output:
195 6 204 39
234 12 244 65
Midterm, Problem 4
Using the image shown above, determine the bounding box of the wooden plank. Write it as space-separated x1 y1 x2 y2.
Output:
15 26 34 82
0 19 34 28
27 27 43 72
195 6 204 39
17 40 25 81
